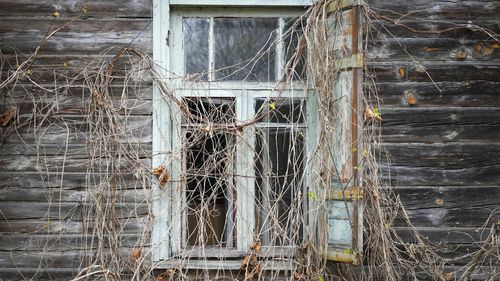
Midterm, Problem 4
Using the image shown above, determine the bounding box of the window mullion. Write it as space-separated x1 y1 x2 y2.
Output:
208 17 215 81
276 17 285 81
235 93 256 251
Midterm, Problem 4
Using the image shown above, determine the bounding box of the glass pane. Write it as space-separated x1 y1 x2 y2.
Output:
182 97 236 247
182 97 236 124
185 131 235 246
255 127 305 245
283 17 307 80
214 18 278 81
184 18 209 80
255 98 306 123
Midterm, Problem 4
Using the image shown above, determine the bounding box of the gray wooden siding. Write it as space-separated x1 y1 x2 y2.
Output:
0 0 499 279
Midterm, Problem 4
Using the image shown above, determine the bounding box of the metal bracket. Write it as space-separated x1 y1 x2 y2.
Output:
327 0 364 12
335 53 364 71
325 186 364 201
325 249 361 265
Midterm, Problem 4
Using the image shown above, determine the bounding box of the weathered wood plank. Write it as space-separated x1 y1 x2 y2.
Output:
381 164 500 186
0 0 153 18
395 186 500 210
0 233 144 251
0 143 151 156
370 20 500 40
394 203 499 227
0 218 146 234
0 18 152 54
1 115 153 144
369 62 500 83
368 38 500 61
370 0 500 21
0 187 152 203
0 248 151 268
0 154 150 172
395 226 491 246
379 107 500 143
0 202 149 220
0 171 150 189
380 143 500 168
375 81 500 107
0 268 78 281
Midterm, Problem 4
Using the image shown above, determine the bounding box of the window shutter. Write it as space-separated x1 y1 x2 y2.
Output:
324 0 364 265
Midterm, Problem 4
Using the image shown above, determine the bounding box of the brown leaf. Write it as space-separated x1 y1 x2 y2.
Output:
363 106 382 122
455 49 468 60
0 107 16 126
249 241 262 253
406 93 417 106
294 271 305 281
152 165 170 186
397 67 405 77
240 253 257 271
131 248 142 262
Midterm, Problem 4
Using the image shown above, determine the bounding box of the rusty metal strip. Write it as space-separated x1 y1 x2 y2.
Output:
327 0 363 12
349 4 363 258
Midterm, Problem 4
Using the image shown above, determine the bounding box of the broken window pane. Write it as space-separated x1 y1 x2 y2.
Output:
184 18 209 80
182 97 236 124
283 17 307 80
182 97 236 247
214 18 278 81
255 97 306 246
255 98 306 124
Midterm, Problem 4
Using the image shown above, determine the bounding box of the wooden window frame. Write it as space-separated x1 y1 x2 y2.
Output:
152 0 364 268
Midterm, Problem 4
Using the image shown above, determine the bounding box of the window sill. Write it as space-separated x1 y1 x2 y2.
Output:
156 258 293 271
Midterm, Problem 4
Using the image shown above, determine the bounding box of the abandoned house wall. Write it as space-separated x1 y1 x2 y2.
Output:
0 0 499 280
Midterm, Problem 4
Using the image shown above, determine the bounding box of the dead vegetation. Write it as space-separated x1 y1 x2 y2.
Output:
0 0 499 280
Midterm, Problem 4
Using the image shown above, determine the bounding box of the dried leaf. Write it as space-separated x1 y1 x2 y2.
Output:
443 272 454 281
240 253 257 271
80 5 88 15
294 271 305 281
240 255 251 271
152 165 170 186
455 49 468 60
131 248 142 262
363 105 382 122
0 107 16 126
422 47 442 52
397 67 405 77
249 241 262 253
406 93 417 106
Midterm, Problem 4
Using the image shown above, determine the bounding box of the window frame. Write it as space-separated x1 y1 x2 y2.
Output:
172 6 312 253
152 0 364 267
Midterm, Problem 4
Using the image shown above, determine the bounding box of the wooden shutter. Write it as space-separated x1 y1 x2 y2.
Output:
324 0 364 265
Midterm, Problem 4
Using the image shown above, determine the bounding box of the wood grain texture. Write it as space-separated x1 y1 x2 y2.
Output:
0 0 153 18
0 0 499 277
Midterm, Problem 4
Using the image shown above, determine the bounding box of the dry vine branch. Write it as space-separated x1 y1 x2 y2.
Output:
0 1 499 281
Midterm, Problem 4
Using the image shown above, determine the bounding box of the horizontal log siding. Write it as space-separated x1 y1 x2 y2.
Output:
0 1 154 279
369 0 500 278
0 0 498 279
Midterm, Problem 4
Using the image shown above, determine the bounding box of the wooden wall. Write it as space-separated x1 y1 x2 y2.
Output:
0 0 499 280
369 0 500 274
0 1 153 280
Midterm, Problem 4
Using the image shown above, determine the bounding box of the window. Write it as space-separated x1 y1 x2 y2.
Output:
152 0 364 268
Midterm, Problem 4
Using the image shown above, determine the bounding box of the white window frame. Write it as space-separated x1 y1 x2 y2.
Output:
152 0 364 267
